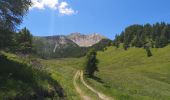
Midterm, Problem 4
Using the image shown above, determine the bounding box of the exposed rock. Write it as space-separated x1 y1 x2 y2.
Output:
68 33 105 47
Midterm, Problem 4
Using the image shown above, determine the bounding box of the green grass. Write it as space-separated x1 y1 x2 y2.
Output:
85 45 170 100
2 45 170 100
42 58 102 100
41 58 84 100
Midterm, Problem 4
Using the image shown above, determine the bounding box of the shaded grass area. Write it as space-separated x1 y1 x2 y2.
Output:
42 58 85 100
0 52 65 100
86 46 170 100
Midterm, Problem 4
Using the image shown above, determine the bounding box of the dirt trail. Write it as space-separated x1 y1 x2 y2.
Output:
80 70 114 100
73 71 91 100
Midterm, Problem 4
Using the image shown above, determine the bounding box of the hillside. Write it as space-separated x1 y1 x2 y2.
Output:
2 43 170 100
33 36 88 58
0 52 65 100
85 45 170 100
114 23 170 49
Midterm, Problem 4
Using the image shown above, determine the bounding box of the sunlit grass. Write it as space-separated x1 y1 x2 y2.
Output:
85 45 170 100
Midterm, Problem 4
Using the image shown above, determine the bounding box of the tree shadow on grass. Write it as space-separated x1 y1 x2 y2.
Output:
91 76 104 84
91 76 111 88
87 75 111 89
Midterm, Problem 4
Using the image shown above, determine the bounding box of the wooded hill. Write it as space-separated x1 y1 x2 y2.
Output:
114 22 170 49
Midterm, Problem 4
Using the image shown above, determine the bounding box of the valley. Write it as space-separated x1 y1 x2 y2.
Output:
1 40 170 100
1 1 170 99
1 28 170 100
39 45 170 100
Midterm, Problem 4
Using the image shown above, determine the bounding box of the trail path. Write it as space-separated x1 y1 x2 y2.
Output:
80 70 114 100
73 71 91 100
73 70 114 100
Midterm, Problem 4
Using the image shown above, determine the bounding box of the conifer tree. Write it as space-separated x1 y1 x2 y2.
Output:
17 27 33 54
145 46 152 57
84 49 98 77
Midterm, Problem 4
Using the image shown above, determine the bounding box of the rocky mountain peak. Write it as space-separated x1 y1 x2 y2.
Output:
68 33 105 47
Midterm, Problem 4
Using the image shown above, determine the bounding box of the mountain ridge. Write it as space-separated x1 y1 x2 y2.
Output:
33 33 111 58
68 33 106 47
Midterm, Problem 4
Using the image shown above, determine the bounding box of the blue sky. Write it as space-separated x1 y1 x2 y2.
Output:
21 0 170 39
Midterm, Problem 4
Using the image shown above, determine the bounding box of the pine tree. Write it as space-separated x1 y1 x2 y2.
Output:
132 33 143 47
84 49 98 77
160 26 169 47
17 28 33 54
114 35 120 48
145 45 152 57
155 37 160 48
0 0 31 50
123 43 129 50
0 29 14 50
145 46 152 57
0 0 32 31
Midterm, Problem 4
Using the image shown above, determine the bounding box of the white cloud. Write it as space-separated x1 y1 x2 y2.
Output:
31 0 58 10
30 0 77 15
58 2 77 15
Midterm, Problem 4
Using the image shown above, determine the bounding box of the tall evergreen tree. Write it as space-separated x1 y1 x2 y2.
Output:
0 0 32 50
114 34 120 48
145 46 152 57
0 29 14 50
84 49 98 77
0 0 32 31
119 31 125 43
17 28 33 54
132 31 143 47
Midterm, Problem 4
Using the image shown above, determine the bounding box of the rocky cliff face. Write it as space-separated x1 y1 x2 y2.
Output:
45 36 78 53
68 33 105 47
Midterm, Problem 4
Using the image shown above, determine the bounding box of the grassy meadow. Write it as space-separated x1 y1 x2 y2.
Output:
85 45 170 100
2 45 170 100
41 58 99 100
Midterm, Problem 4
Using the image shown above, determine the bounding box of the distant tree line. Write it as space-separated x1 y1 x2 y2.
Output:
114 22 170 49
91 39 113 51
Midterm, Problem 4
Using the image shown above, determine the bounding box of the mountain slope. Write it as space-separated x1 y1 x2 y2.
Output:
33 36 87 58
33 33 110 59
